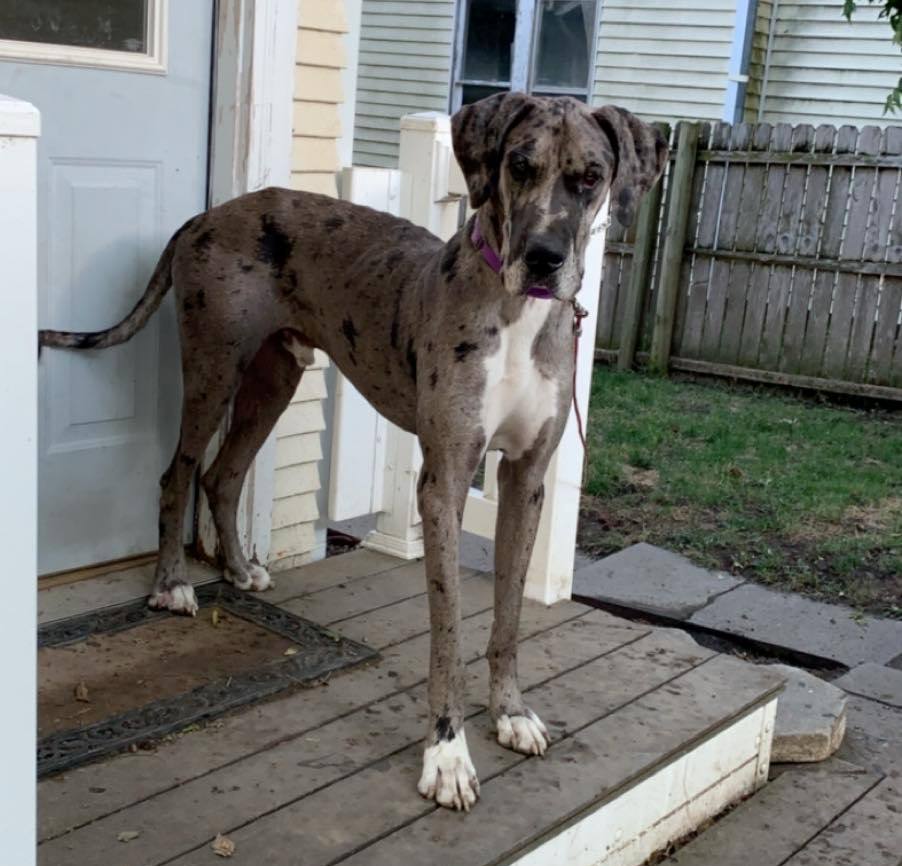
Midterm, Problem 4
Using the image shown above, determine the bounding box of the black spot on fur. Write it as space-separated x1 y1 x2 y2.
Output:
454 341 478 362
485 325 499 337
390 316 400 350
435 716 455 742
324 215 344 230
530 485 545 505
74 334 102 349
406 338 417 383
257 214 294 277
429 369 438 389
240 263 253 273
193 230 215 261
196 289 207 310
386 250 403 269
341 317 359 351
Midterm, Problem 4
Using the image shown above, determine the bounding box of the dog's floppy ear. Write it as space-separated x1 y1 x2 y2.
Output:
593 105 669 227
451 92 534 209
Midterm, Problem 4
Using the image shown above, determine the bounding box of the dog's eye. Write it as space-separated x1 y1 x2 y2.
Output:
509 156 531 182
583 169 601 189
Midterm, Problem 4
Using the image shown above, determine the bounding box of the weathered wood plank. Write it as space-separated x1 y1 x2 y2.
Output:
279 563 474 625
781 125 831 374
618 123 670 370
331 657 782 866
262 548 405 604
713 123 756 365
38 613 647 866
649 122 713 364
598 218 629 350
845 127 884 383
167 630 715 866
771 125 815 373
736 123 777 368
670 123 710 355
871 278 902 387
820 127 862 381
663 763 880 866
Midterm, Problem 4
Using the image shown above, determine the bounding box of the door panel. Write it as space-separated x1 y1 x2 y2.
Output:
0 1 212 573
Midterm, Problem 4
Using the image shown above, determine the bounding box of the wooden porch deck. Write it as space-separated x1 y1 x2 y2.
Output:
38 549 782 866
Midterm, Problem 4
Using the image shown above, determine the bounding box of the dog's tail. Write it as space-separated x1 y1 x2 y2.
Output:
39 222 187 351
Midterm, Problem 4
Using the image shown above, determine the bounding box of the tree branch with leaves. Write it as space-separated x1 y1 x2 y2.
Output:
843 0 902 111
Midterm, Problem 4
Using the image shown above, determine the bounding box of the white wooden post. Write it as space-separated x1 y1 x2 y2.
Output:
361 113 465 559
0 93 39 866
199 0 298 566
525 203 608 603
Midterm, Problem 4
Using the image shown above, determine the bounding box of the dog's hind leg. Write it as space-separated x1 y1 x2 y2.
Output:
148 343 247 615
201 332 305 592
488 447 553 756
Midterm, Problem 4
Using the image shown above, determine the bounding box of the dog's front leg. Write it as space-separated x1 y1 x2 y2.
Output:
489 449 553 756
416 443 482 811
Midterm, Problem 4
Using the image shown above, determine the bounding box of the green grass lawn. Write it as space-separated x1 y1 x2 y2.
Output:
579 367 902 617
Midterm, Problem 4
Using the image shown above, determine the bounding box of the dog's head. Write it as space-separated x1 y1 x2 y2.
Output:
452 94 668 299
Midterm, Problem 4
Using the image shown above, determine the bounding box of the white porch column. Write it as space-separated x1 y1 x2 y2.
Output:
0 93 39 866
362 112 464 559
525 203 608 604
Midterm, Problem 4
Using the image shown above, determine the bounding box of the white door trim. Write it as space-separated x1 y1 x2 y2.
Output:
196 0 297 566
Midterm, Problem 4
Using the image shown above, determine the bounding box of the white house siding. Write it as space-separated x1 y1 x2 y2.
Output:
592 0 736 121
353 0 455 167
270 0 349 572
749 0 902 127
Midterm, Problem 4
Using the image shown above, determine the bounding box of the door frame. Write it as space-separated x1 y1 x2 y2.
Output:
196 0 298 567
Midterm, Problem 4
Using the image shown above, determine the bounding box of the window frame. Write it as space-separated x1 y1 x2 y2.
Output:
450 0 601 112
0 0 168 75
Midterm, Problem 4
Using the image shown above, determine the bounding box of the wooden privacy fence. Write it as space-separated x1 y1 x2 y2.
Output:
597 120 902 401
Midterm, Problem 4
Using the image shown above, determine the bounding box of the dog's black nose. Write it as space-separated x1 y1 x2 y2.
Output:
524 244 565 277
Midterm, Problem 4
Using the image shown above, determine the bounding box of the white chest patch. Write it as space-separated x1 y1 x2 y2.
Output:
482 300 559 460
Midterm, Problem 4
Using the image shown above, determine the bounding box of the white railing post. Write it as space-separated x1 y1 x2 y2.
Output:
362 113 464 559
0 93 39 866
525 202 608 604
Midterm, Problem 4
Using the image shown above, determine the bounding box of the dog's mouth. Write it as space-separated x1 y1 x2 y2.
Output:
524 285 557 300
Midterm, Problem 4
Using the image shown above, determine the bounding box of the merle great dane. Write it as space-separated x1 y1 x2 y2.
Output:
40 93 667 810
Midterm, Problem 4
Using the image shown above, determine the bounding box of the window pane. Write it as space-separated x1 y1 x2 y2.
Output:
0 1 148 53
462 83 509 105
533 1 595 90
462 0 515 84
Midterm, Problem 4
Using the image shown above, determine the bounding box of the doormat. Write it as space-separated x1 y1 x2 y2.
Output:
37 583 377 777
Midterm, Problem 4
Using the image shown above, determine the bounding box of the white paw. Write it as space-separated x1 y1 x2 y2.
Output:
496 709 549 756
248 563 273 591
224 563 272 592
417 729 480 812
148 584 198 616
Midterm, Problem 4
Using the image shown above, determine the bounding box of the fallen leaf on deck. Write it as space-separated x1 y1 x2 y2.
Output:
74 682 90 702
283 647 298 656
117 831 140 843
211 834 236 857
211 607 221 627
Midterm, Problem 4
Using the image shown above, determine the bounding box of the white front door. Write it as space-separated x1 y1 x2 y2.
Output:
0 1 213 574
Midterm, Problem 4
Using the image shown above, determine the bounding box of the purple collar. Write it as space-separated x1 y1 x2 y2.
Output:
470 218 555 300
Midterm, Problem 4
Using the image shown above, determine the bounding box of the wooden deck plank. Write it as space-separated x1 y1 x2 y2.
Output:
39 604 616 862
279 562 476 624
38 560 218 625
782 778 902 866
663 763 881 865
166 629 714 866
37 581 589 842
330 656 783 866
263 549 405 604
38 610 632 862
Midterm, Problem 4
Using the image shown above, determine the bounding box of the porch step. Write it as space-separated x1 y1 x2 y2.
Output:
37 551 783 866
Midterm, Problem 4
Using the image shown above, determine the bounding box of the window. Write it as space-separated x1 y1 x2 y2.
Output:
452 0 598 109
0 0 167 73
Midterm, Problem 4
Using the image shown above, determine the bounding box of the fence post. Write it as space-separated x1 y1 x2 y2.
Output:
618 121 670 371
649 121 699 374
